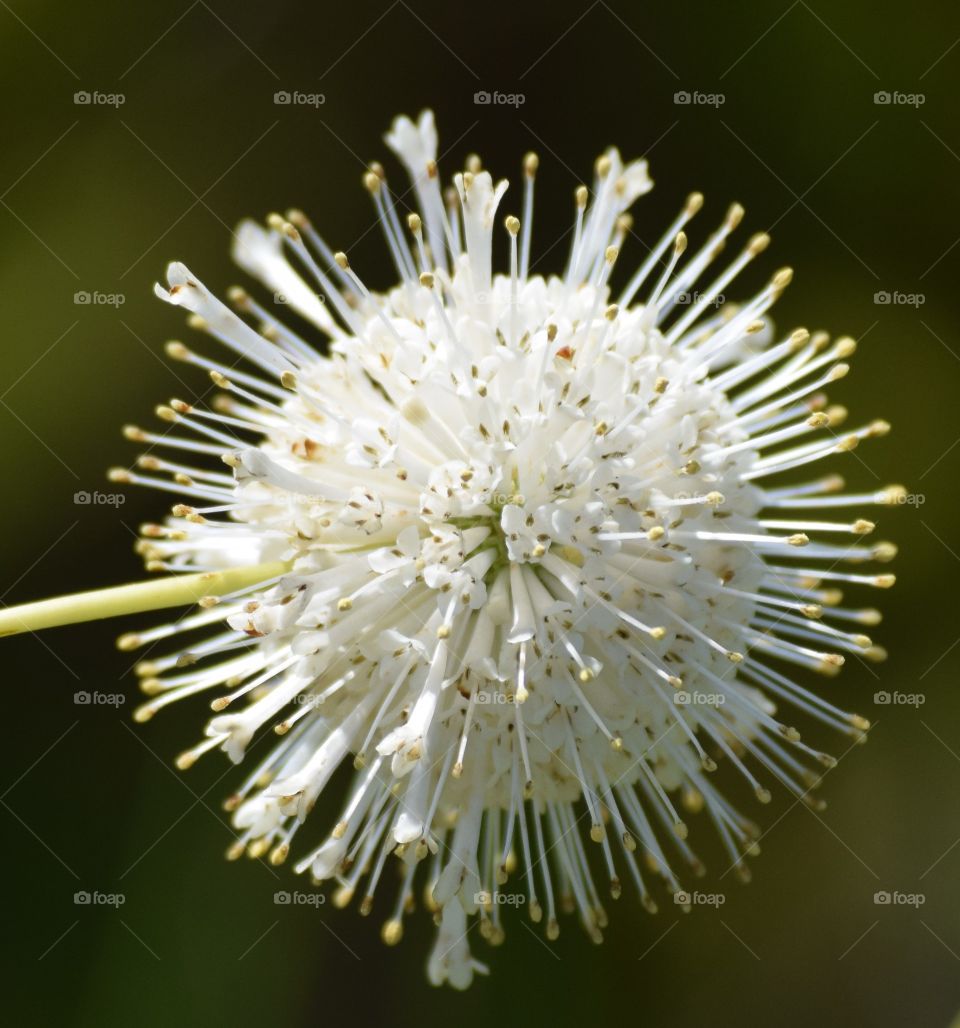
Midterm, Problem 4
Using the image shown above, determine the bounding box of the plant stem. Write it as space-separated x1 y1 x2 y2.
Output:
0 561 290 638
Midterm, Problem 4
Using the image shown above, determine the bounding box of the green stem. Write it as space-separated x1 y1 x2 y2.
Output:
0 561 290 638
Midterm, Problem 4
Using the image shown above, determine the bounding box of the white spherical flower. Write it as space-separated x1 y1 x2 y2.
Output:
10 110 898 988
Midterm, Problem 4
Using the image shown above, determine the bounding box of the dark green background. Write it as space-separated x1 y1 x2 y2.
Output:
1 1 957 1025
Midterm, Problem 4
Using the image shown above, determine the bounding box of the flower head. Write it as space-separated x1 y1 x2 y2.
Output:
109 110 894 987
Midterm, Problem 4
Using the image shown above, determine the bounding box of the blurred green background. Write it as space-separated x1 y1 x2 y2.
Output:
1 1 957 1024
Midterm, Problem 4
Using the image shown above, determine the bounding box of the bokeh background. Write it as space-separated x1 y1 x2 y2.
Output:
1 1 957 1025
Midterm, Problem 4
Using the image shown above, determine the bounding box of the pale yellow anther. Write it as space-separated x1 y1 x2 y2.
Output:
165 341 190 361
685 192 704 215
772 267 793 288
726 203 745 230
873 541 897 562
826 405 847 426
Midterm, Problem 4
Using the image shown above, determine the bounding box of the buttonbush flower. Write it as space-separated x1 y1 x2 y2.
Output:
0 110 898 988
